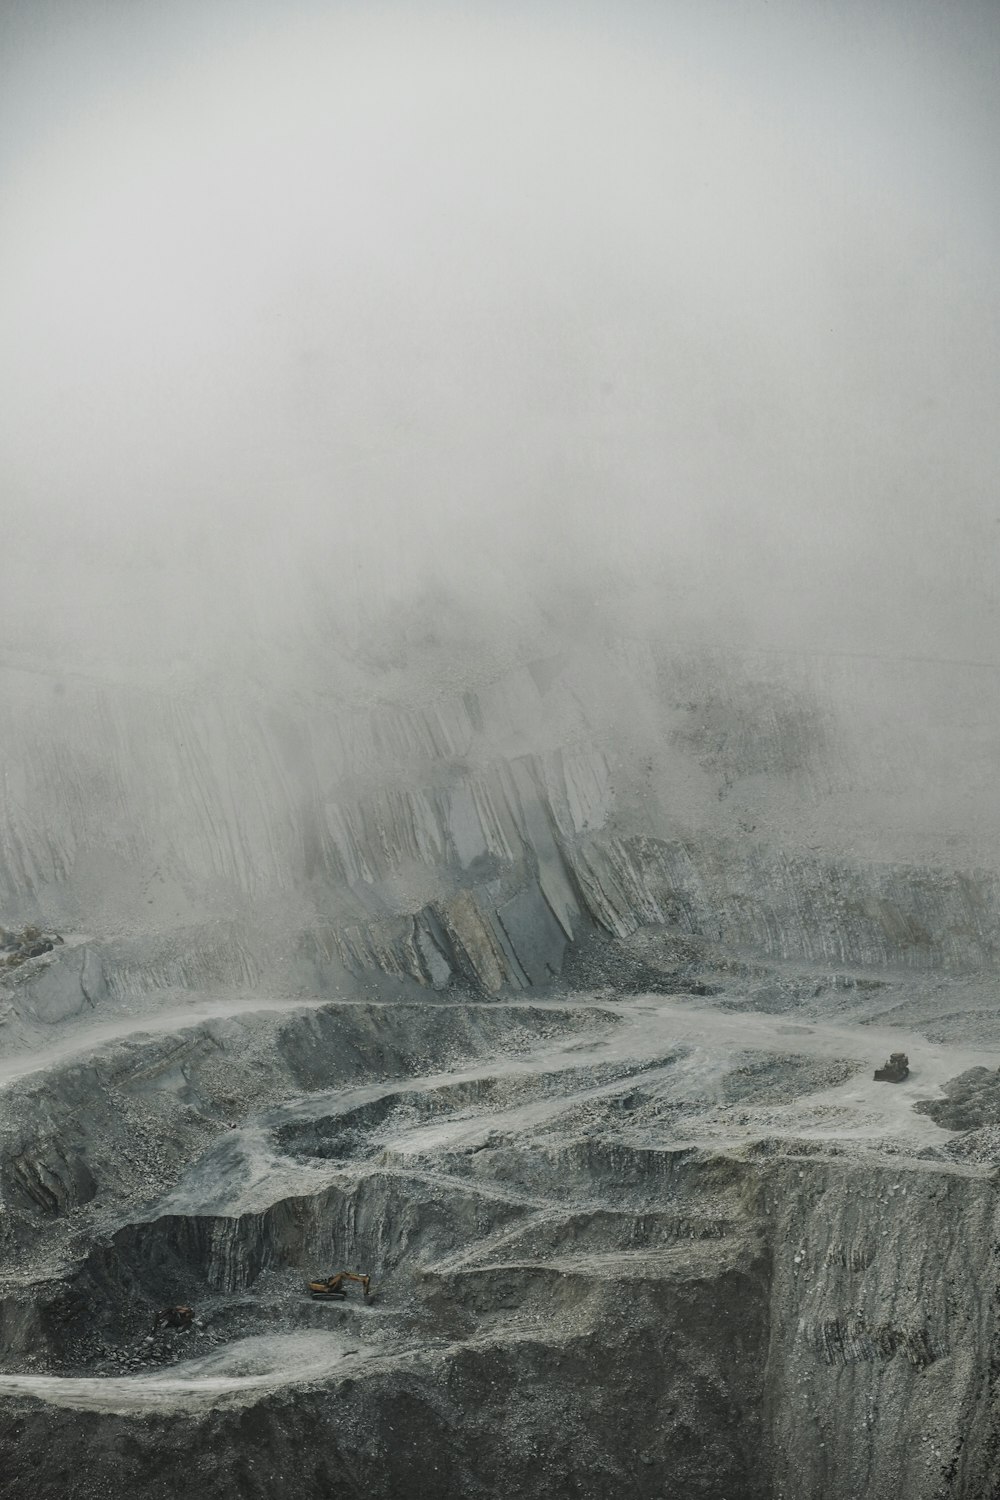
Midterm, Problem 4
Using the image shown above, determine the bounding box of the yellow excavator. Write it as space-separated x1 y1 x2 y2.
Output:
307 1271 371 1302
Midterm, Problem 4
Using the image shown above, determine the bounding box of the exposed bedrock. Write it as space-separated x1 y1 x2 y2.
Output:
3 643 1000 999
0 1299 769 1500
4 639 1000 1497
4 1143 1000 1498
3 995 1000 1497
0 1003 612 1356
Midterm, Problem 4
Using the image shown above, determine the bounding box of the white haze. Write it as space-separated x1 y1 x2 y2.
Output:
2 0 999 678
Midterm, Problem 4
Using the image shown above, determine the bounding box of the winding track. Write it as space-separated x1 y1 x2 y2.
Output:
2 988 989 1141
0 1332 372 1412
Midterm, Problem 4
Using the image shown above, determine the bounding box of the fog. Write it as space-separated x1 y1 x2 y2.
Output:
7 19 1000 1492
2 0 999 678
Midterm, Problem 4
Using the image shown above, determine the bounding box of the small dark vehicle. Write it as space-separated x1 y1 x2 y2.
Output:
152 1304 195 1332
874 1052 910 1083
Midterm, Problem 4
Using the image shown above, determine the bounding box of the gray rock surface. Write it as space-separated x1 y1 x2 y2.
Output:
3 637 1000 1497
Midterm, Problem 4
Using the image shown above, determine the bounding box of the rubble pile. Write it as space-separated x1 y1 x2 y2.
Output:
0 925 62 969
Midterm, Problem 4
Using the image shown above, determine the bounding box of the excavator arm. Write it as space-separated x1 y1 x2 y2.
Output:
307 1271 371 1300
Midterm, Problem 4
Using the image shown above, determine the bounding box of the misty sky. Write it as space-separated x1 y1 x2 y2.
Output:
2 0 999 672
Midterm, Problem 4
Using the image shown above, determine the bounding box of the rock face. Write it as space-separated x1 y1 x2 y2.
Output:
3 634 1000 1497
3 638 1000 997
2 992 1000 1499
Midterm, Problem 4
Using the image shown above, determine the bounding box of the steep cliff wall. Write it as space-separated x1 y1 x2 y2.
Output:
2 990 1000 1499
3 640 1000 995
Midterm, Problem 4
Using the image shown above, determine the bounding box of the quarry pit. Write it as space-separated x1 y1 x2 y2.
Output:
3 638 1000 1500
